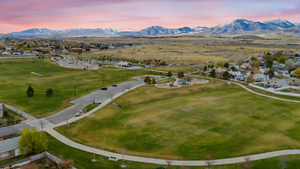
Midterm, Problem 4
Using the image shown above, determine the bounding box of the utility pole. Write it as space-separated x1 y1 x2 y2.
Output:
121 146 126 168
74 85 77 98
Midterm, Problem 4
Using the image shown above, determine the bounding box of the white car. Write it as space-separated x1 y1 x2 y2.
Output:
93 100 102 104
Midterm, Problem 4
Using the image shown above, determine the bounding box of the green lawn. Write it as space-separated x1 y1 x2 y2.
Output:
149 65 199 73
45 133 300 169
56 81 300 160
3 133 300 169
0 58 165 118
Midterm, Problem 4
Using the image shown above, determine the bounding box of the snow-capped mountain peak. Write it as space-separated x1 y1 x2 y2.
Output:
263 19 295 28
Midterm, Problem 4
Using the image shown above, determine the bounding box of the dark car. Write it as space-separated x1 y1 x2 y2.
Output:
101 87 108 90
112 84 117 87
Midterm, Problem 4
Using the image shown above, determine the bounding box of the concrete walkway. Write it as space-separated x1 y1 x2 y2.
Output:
5 104 37 121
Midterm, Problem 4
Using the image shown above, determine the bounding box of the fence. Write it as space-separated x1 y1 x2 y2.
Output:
0 151 76 169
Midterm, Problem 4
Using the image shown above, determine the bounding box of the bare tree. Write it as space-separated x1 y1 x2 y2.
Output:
122 86 127 93
204 154 215 169
165 159 172 169
279 156 288 169
39 119 45 131
244 156 252 169
126 84 132 92
53 157 74 169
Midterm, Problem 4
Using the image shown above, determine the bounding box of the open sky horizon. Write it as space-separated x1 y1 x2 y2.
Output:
1 0 300 34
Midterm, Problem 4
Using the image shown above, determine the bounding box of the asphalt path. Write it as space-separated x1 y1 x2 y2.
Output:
45 76 157 124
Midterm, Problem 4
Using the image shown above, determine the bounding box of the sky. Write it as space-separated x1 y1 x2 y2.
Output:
1 0 300 33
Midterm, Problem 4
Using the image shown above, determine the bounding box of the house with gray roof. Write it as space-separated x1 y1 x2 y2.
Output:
0 137 21 160
0 103 3 118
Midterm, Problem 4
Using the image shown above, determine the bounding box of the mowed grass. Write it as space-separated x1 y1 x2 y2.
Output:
56 80 300 160
0 59 163 118
150 65 199 73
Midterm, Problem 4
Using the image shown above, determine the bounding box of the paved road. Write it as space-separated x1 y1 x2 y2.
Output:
45 78 148 124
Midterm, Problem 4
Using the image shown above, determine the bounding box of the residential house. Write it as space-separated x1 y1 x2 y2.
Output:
118 62 132 67
268 78 291 88
23 51 32 56
253 74 266 82
235 71 250 81
271 51 277 55
0 103 2 118
0 137 21 160
215 67 228 73
240 63 252 69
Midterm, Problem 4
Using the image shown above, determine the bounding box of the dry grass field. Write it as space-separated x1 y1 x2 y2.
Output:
75 44 267 64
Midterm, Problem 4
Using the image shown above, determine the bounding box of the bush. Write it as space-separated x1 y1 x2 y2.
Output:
154 166 165 169
3 110 8 117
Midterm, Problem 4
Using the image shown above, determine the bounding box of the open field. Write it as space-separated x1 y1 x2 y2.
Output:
150 65 199 73
76 42 299 66
0 58 164 118
56 80 300 160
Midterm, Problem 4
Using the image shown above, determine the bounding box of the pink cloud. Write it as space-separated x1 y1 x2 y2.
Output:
1 0 300 33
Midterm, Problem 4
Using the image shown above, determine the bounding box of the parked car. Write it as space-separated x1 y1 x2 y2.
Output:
112 84 117 87
101 87 108 90
93 100 102 104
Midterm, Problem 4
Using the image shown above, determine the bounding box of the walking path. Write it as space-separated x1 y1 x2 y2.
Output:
3 75 300 166
5 104 37 121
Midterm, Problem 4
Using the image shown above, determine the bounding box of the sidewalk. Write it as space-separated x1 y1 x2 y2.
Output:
5 104 37 121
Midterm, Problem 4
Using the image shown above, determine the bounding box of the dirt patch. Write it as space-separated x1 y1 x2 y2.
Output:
181 107 193 112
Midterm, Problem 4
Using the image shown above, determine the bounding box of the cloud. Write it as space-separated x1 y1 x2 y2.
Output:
1 0 300 33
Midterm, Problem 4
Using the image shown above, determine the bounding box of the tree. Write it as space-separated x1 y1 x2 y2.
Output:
152 77 156 84
204 154 215 169
167 71 173 77
209 69 216 78
236 59 244 66
246 74 255 83
46 88 53 98
215 60 226 67
18 128 47 156
293 67 300 77
203 65 207 71
26 86 34 98
278 56 288 64
286 59 295 71
289 81 293 86
223 62 229 68
178 71 184 78
39 119 45 131
267 61 273 68
253 59 260 69
222 71 229 80
279 156 288 169
144 76 151 84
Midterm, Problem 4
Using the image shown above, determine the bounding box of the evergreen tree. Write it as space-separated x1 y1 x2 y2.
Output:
210 69 216 78
211 64 214 68
26 86 34 98
203 65 207 71
178 71 184 78
222 71 229 80
167 71 173 77
223 62 229 68
46 88 53 98
151 77 156 84
144 76 151 84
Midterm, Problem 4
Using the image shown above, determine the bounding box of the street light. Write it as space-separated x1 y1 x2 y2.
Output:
74 85 77 98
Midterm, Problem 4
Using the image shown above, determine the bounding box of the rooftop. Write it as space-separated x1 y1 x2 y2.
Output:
0 137 20 154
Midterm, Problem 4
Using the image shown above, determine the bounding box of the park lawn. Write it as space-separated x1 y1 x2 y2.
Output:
159 78 176 83
3 132 300 169
56 80 300 160
149 65 199 73
0 58 164 118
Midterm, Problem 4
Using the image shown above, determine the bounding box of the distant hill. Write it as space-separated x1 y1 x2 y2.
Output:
2 19 300 38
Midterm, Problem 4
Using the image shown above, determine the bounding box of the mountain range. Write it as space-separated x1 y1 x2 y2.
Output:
1 19 300 38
